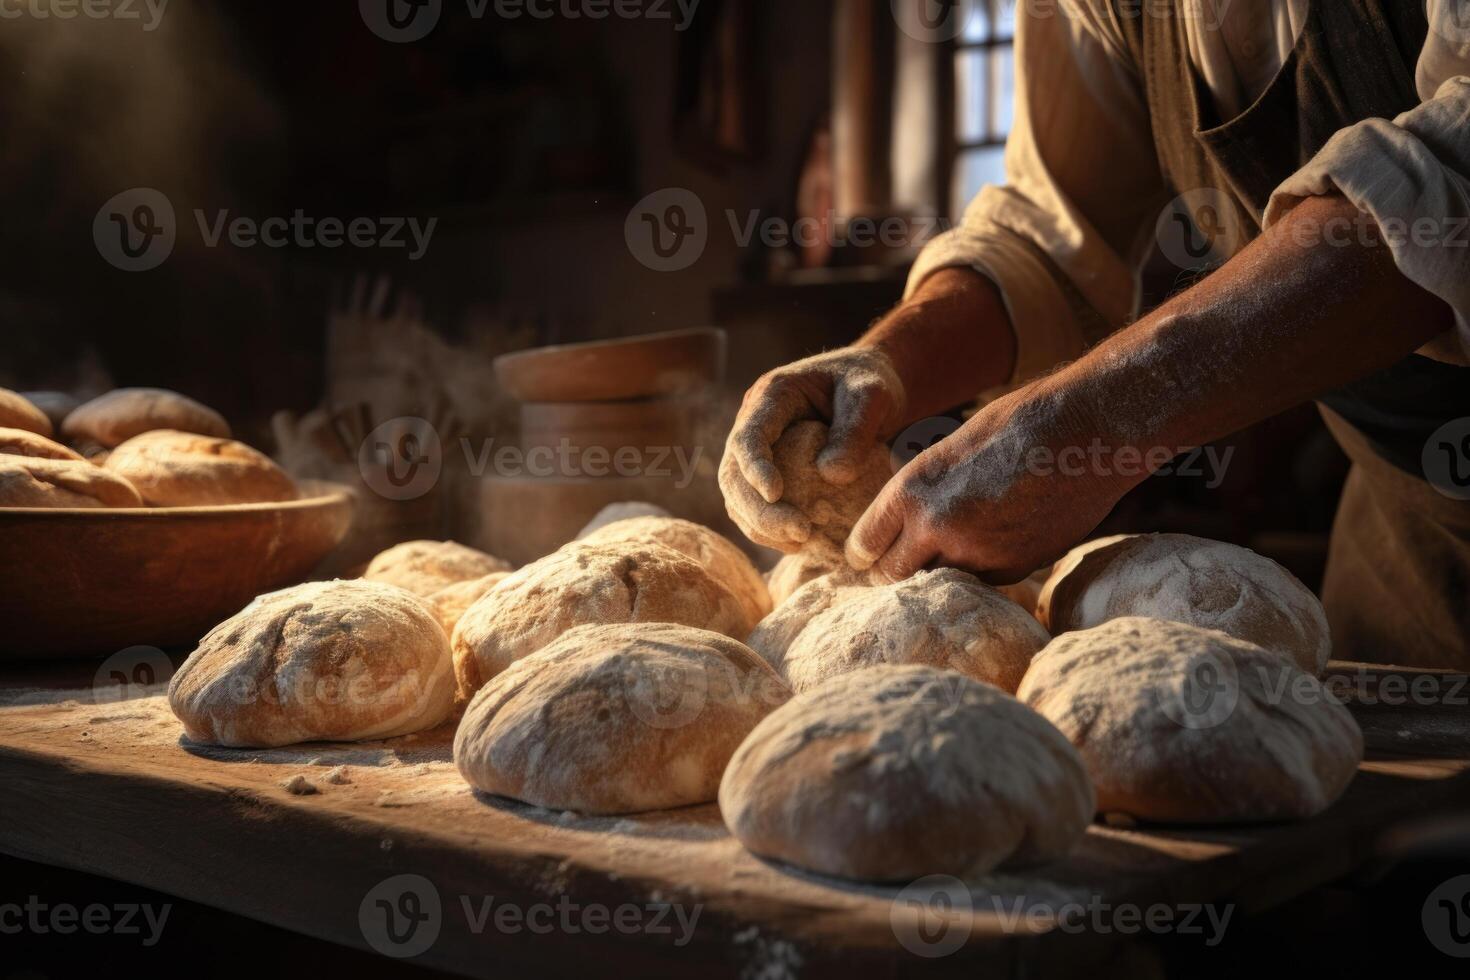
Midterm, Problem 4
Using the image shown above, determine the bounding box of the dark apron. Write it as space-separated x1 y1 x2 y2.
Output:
1117 0 1470 668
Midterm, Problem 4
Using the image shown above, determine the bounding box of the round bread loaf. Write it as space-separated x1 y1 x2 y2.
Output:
0 455 143 508
766 546 849 607
579 516 772 632
747 572 863 668
168 579 456 748
0 389 52 437
104 430 297 506
575 501 672 539
452 541 752 695
455 622 791 814
719 665 1095 881
1017 617 1362 824
428 572 512 636
0 428 84 461
364 540 513 598
720 420 890 554
1038 534 1331 676
63 388 230 448
752 568 1050 694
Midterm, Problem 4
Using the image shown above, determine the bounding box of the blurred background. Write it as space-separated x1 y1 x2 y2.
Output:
0 0 1348 582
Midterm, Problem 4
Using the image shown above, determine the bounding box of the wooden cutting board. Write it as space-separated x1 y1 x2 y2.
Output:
1 662 1467 978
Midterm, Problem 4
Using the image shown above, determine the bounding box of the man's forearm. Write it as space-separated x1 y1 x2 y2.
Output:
1050 194 1454 466
856 267 1019 422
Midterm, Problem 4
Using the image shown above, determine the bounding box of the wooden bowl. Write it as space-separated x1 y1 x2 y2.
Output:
493 327 726 403
0 481 355 659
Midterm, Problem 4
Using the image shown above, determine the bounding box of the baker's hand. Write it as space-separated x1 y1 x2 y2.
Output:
846 381 1133 584
728 347 906 498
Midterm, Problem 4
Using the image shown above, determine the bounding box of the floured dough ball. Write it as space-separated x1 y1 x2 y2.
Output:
720 420 890 554
0 388 53 437
63 387 230 448
18 391 80 432
0 455 143 508
452 541 752 695
575 501 672 539
168 580 456 748
455 622 792 814
1038 533 1331 676
427 572 511 636
0 427 84 462
104 430 297 506
579 516 772 632
719 665 1095 881
750 568 1049 694
1017 617 1362 824
364 540 513 598
766 546 850 607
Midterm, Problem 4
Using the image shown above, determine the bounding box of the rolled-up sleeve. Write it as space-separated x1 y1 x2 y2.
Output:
906 0 1166 384
1265 3 1470 356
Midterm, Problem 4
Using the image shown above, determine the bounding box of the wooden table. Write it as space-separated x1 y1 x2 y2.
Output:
1 660 1467 978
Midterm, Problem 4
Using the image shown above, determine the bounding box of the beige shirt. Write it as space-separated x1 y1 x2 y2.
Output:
909 0 1470 382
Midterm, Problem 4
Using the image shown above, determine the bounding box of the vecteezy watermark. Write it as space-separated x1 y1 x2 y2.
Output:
625 188 952 273
890 875 972 958
891 0 1237 44
92 645 175 704
1157 650 1240 730
1156 188 1249 271
1284 211 1470 253
1424 875 1470 958
359 0 700 43
625 188 709 273
0 897 171 947
0 0 169 30
94 188 437 271
358 875 702 959
1423 417 1470 501
1025 441 1235 488
619 655 791 730
1431 0 1470 45
356 417 708 501
890 416 964 475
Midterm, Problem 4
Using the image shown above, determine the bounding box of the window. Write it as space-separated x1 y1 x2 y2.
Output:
952 0 1017 216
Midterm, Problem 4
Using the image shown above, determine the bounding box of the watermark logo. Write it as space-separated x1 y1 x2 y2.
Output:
625 188 708 272
891 0 968 44
0 0 170 30
621 660 710 730
360 874 443 959
94 188 176 272
359 416 444 502
890 416 963 477
1431 0 1470 45
1423 418 1470 501
1158 650 1238 730
1156 188 1247 271
890 875 972 958
360 0 442 42
93 646 175 704
1423 875 1470 958
0 897 171 946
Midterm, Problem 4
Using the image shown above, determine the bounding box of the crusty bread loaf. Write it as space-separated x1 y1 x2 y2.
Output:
1017 617 1362 824
63 388 230 448
719 665 1095 881
0 454 143 508
104 430 297 506
1038 533 1331 675
0 427 84 462
455 622 791 814
364 540 513 598
766 546 850 607
168 579 456 747
574 501 672 539
0 389 53 438
427 572 512 636
451 541 752 696
720 420 890 554
579 516 772 633
750 567 1050 694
